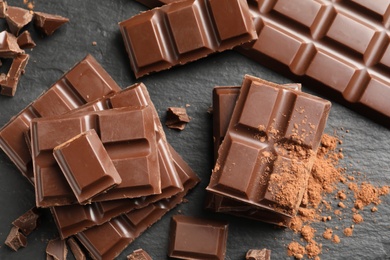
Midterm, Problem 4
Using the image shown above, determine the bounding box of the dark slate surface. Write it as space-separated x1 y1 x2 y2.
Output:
0 1 389 259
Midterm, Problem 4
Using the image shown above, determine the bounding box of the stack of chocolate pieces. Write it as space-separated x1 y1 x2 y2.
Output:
0 54 199 259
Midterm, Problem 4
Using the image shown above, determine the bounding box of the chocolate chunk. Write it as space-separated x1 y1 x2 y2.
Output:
34 11 69 36
166 107 190 130
0 54 121 184
4 226 27 251
67 238 86 260
5 6 33 36
246 249 271 260
0 31 24 58
168 215 228 260
46 238 67 260
12 207 40 236
0 0 7 18
53 129 122 204
17 30 36 49
207 75 331 226
0 53 29 96
119 0 257 78
127 249 153 260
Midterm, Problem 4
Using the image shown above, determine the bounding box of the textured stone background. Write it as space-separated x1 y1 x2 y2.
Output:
0 1 389 259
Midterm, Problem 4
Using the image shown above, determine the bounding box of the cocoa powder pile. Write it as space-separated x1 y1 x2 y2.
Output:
286 133 389 259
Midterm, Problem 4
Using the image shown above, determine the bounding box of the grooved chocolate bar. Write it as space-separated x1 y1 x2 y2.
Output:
53 129 122 204
75 144 200 260
207 75 331 225
0 54 121 184
32 106 160 207
119 0 257 78
51 83 184 239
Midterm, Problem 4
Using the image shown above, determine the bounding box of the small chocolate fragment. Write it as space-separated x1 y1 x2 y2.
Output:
67 238 86 260
168 215 228 260
17 30 36 49
5 226 27 251
0 53 29 96
34 11 69 36
246 249 271 260
53 129 122 204
166 107 190 130
46 238 68 260
0 0 7 18
12 207 40 236
5 6 33 36
0 30 24 58
127 249 153 260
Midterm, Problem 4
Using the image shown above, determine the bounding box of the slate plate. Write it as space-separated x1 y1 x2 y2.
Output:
0 1 389 259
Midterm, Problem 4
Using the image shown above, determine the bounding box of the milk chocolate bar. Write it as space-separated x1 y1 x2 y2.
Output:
32 106 159 207
119 0 257 78
168 215 229 260
53 129 122 204
0 54 121 184
51 84 184 239
207 75 331 225
75 144 200 260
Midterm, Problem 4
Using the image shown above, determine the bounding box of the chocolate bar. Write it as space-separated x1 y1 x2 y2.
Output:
32 106 160 207
51 83 184 239
168 215 229 260
207 75 331 225
119 0 257 78
75 144 200 260
67 237 86 260
53 129 122 204
0 54 121 184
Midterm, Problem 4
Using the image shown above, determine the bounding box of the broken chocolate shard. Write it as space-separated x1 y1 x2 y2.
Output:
67 238 86 260
17 30 36 49
0 30 25 58
168 215 229 260
46 238 68 260
12 207 40 236
0 53 29 96
0 0 7 18
127 249 153 260
5 226 27 251
5 6 33 36
34 11 69 36
246 249 271 260
166 107 190 130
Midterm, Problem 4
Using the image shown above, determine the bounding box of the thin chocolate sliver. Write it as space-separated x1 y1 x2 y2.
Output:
12 207 40 236
0 0 7 18
34 11 69 36
5 6 33 36
46 238 68 260
53 129 122 204
5 226 27 251
119 0 257 78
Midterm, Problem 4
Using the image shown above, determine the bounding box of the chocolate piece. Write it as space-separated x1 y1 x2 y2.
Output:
207 75 331 225
168 215 228 260
32 106 159 207
5 6 33 36
246 249 271 260
53 129 122 204
4 226 27 251
12 207 40 236
0 30 24 58
75 144 200 260
119 0 257 78
67 238 86 260
0 54 121 184
0 53 29 96
46 238 68 260
166 107 190 130
17 30 36 49
0 0 7 18
127 249 153 260
34 11 69 36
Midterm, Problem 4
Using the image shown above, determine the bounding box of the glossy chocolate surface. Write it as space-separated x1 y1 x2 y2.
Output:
5 6 33 36
33 11 69 36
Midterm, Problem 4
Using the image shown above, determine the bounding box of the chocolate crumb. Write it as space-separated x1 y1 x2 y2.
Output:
323 228 333 240
287 241 305 259
92 41 97 46
352 213 363 224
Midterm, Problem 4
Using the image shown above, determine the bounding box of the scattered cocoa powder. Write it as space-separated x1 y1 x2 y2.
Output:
332 235 340 244
322 228 333 240
352 214 363 224
287 241 306 259
343 227 354 237
301 225 315 242
306 241 322 258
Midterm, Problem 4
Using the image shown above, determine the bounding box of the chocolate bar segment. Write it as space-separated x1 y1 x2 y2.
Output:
53 129 122 204
0 54 121 184
32 106 159 207
119 0 257 78
207 75 331 224
168 215 229 260
75 144 200 260
46 238 68 260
